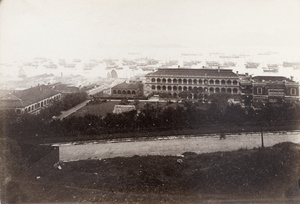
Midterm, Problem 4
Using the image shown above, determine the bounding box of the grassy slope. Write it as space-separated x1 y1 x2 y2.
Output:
4 142 300 203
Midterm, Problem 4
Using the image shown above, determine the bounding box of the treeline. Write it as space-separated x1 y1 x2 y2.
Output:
2 98 300 141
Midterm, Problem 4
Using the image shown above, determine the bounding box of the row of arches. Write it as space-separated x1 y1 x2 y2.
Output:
150 85 238 94
24 94 61 113
112 89 137 95
151 78 238 86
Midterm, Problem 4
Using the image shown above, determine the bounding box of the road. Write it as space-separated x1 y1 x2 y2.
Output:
56 100 90 120
58 131 300 162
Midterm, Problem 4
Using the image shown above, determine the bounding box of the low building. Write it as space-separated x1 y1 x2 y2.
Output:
111 82 143 99
113 105 136 114
0 85 61 114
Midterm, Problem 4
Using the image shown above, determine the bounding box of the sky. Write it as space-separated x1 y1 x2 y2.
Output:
0 0 300 60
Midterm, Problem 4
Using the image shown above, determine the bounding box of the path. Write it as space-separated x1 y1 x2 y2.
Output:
56 100 90 120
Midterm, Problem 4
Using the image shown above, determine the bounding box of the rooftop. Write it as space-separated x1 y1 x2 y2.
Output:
146 68 238 77
252 76 295 83
112 82 142 89
0 85 60 107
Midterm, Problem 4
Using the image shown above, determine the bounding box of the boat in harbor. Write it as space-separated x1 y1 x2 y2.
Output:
262 64 279 72
283 61 300 68
245 62 260 69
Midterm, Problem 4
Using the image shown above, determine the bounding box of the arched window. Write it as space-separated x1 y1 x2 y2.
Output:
188 79 192 84
173 86 177 91
118 90 121 94
215 88 220 93
215 80 220 85
41 101 43 107
199 79 202 84
183 79 187 84
193 79 197 84
157 86 161 90
209 87 214 93
132 91 136 94
151 78 156 82
127 90 131 94
204 80 208 84
221 80 226 85
227 88 231 93
209 80 214 85
173 93 177 98
28 107 31 111
227 80 231 85
188 86 192 91
183 86 187 91
233 80 238 85
167 86 172 91
151 85 156 90
122 90 126 94
233 88 238 94
162 86 166 90
167 78 172 83
162 78 166 83
221 88 226 93
173 79 178 83
113 90 117 94
157 78 161 83
178 86 182 91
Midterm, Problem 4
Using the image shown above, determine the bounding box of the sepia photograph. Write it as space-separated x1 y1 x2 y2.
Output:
0 0 300 203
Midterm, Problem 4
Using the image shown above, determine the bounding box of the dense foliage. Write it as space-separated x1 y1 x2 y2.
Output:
1 95 300 140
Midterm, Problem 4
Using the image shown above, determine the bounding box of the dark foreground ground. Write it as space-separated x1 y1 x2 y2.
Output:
2 142 300 203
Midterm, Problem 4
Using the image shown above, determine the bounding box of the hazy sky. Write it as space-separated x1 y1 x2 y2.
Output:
1 0 300 60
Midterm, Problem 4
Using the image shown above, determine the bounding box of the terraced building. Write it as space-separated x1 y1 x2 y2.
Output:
144 68 239 99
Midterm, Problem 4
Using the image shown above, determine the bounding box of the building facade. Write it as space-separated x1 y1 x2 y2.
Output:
0 85 61 114
239 75 299 107
144 68 240 99
111 82 143 99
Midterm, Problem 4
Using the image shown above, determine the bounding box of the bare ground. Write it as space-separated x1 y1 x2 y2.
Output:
3 142 300 203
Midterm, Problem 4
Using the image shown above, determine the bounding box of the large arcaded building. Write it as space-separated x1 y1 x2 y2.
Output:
144 68 239 98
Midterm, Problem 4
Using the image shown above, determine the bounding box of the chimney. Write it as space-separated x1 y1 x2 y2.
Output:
236 71 238 74
218 66 220 72
291 76 294 81
245 73 248 77
178 65 180 68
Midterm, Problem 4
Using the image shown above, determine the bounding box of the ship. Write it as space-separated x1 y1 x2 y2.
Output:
222 61 236 67
262 64 279 72
283 61 300 68
245 62 260 69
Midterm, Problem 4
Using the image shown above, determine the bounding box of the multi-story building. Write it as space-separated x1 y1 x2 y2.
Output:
0 85 61 114
251 76 299 106
239 75 299 107
144 68 239 99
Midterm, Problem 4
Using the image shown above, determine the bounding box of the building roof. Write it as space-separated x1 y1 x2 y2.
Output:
146 68 238 78
252 76 295 83
112 82 142 90
0 85 60 108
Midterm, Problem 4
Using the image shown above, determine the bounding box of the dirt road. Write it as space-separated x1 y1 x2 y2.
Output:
58 131 300 162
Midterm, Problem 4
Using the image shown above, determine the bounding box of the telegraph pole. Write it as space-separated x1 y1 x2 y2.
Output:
260 126 264 148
